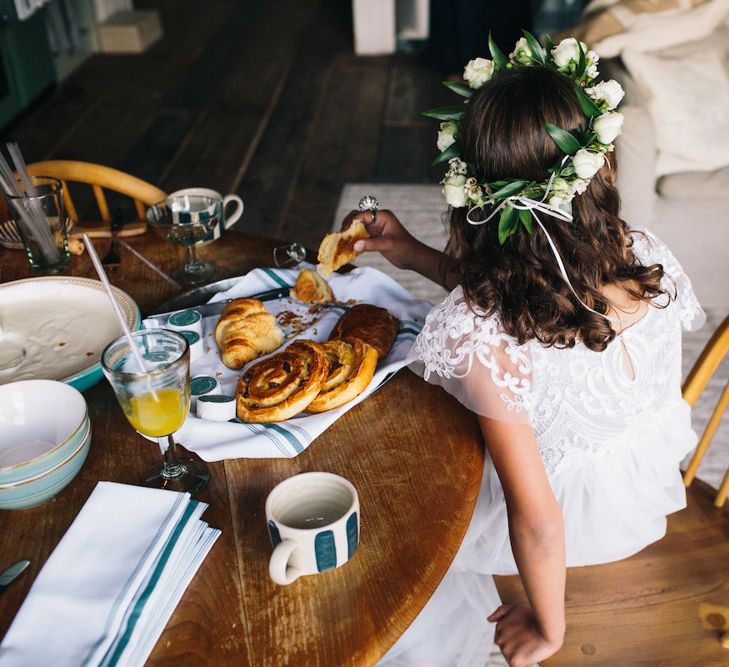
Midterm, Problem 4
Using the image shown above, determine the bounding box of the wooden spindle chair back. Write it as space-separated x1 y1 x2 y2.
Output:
682 313 729 506
23 160 166 228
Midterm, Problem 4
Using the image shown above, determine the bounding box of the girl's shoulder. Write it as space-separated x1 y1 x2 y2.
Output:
629 227 705 332
418 285 519 352
410 286 531 423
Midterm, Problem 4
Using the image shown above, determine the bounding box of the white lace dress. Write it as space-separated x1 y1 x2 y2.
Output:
379 230 705 667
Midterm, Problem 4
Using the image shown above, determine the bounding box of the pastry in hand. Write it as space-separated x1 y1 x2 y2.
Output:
290 268 334 304
215 298 284 369
317 218 369 277
236 340 329 422
329 304 399 360
307 340 378 413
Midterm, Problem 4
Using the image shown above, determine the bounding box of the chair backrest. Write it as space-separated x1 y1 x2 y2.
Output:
682 314 729 506
24 160 166 224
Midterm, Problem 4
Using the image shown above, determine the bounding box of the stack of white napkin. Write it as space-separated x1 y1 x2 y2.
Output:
0 482 220 666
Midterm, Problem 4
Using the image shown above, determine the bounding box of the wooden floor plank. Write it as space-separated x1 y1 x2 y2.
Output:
157 0 324 197
276 54 390 247
235 0 353 239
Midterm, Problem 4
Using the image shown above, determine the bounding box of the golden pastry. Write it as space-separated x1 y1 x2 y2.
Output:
316 218 369 277
328 303 399 360
215 298 283 369
307 340 378 413
236 340 329 422
290 268 334 304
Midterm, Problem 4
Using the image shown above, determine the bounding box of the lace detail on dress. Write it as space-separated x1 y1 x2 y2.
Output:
411 228 698 474
630 228 705 332
413 288 531 422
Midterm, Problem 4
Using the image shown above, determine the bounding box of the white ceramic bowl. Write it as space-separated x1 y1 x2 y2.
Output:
0 380 91 508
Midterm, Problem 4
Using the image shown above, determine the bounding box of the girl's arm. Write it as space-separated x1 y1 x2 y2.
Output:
479 415 566 667
342 209 459 290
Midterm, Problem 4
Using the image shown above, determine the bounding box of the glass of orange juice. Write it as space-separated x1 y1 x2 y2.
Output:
101 329 209 493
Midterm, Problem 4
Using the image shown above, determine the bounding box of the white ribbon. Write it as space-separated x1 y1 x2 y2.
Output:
465 164 621 327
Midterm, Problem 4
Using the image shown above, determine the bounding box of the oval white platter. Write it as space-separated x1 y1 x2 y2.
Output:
0 276 140 390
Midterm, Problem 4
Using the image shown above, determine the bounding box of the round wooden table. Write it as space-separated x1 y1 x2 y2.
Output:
0 231 484 665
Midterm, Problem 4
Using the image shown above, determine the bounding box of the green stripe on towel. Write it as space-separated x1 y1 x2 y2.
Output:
265 423 305 454
261 268 291 289
101 501 199 666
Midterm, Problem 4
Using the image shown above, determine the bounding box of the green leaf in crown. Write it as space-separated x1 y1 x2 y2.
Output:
423 30 626 244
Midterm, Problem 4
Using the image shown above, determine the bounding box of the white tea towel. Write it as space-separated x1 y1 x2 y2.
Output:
147 265 433 461
0 482 220 667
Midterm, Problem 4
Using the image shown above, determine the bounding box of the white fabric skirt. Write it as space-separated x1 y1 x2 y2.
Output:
379 401 697 667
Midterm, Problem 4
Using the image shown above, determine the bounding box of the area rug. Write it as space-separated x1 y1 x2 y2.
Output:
335 184 729 490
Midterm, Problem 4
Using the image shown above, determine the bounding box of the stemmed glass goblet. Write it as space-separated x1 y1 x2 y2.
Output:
146 195 221 286
101 328 209 493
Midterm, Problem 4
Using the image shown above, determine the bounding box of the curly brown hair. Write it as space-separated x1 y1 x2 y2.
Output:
448 66 670 352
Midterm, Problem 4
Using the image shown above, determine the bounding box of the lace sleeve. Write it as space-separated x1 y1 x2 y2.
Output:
630 228 706 332
408 288 531 424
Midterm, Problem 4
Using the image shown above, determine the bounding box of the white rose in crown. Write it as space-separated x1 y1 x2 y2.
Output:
510 37 533 65
437 122 458 152
551 38 587 70
463 58 495 89
443 174 468 207
571 178 589 195
585 79 625 110
573 149 605 179
593 112 624 144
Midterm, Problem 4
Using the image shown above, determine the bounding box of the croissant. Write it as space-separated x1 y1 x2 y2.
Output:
307 340 378 413
236 340 329 422
290 268 334 304
214 298 284 369
317 218 369 277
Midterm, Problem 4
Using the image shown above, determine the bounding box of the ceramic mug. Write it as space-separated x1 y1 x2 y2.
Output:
166 187 244 244
265 472 360 585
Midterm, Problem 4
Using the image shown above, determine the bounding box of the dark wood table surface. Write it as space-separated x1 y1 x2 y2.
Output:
0 231 484 665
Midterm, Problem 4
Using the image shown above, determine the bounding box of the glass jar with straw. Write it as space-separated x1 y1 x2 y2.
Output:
0 144 69 274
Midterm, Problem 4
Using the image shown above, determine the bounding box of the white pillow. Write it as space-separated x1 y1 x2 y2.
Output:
593 0 729 57
622 47 729 175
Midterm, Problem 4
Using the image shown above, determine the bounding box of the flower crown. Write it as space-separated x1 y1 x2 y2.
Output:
424 32 625 244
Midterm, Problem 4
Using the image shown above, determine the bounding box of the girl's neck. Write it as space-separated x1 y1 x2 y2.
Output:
600 281 649 334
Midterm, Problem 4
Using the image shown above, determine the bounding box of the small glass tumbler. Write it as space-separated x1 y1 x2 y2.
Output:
5 176 69 274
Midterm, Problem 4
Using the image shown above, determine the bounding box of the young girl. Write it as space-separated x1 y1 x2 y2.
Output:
347 40 704 667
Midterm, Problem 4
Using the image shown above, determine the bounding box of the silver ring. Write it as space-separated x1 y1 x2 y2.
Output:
358 195 379 212
358 195 379 224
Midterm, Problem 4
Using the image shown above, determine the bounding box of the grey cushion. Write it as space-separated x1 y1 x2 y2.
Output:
615 106 658 225
658 166 729 199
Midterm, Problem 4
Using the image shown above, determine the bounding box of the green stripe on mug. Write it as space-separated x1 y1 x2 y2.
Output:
314 530 337 572
346 512 358 559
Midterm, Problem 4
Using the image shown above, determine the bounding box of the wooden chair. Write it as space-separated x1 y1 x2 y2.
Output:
495 314 729 666
683 315 729 507
23 160 167 237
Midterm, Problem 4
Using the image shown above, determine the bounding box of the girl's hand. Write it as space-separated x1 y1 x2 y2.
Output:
488 604 563 667
341 209 422 271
